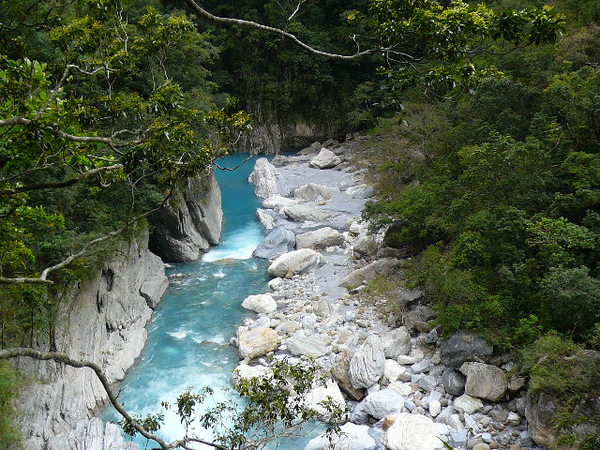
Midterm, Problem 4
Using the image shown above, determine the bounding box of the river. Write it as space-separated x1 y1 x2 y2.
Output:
104 154 282 448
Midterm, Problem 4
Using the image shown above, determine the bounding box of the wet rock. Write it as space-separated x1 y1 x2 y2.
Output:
460 362 507 402
440 331 493 368
296 227 345 250
253 226 295 259
268 249 326 278
349 335 386 389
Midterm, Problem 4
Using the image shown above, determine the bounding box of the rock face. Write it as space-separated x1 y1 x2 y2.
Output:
293 183 337 202
296 227 345 250
306 423 377 450
440 331 493 368
383 413 442 450
309 148 342 169
349 335 385 389
241 294 278 314
150 174 223 262
340 258 402 290
237 327 280 359
248 158 290 199
232 364 271 385
14 230 168 450
460 362 507 402
253 226 295 259
232 119 333 154
268 249 326 278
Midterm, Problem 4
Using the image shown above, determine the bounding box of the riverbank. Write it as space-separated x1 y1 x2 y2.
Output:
239 139 537 450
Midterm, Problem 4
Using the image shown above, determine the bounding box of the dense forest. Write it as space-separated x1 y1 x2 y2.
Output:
0 0 598 448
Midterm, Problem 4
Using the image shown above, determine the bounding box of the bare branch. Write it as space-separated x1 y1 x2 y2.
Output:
213 155 254 171
184 0 381 60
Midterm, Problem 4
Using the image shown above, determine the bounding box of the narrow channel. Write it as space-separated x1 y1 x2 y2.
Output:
104 154 271 447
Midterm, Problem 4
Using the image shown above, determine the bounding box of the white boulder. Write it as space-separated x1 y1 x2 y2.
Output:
268 249 326 278
241 294 277 314
309 148 342 169
237 326 280 359
383 413 443 450
296 227 345 250
349 335 385 389
248 158 290 199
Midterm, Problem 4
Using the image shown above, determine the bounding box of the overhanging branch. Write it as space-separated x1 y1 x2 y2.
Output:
185 0 381 60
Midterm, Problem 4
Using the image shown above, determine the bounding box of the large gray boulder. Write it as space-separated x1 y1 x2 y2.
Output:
441 368 466 396
460 362 507 402
305 423 377 450
440 331 493 368
248 158 290 199
340 259 402 290
294 183 338 202
150 174 222 262
237 326 280 359
382 327 411 359
282 204 333 223
253 227 295 260
268 249 326 278
309 148 342 169
349 335 385 389
296 227 345 250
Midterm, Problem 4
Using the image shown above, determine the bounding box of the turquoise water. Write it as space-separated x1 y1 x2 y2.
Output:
104 154 270 447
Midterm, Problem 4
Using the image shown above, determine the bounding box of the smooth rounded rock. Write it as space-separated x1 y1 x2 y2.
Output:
383 413 442 450
241 294 277 314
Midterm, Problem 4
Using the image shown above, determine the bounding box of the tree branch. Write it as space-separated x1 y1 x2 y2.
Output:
0 348 228 449
0 194 171 285
184 0 381 60
0 164 124 196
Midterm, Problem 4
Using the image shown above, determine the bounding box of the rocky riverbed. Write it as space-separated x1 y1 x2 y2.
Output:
234 140 540 450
